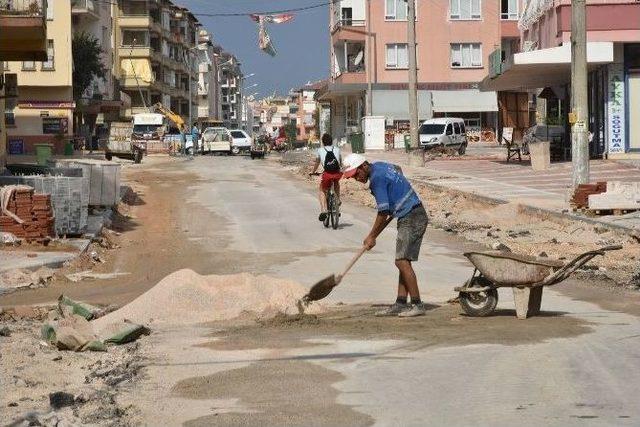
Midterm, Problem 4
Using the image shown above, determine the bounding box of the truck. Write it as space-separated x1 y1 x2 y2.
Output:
105 121 145 163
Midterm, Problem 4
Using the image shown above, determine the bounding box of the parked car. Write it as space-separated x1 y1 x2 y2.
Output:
229 129 252 155
419 117 468 155
201 127 232 154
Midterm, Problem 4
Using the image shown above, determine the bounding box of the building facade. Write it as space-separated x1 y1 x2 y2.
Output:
196 29 222 125
1 0 49 167
4 0 73 155
292 82 323 142
115 0 199 121
320 0 526 144
482 0 640 160
218 53 242 128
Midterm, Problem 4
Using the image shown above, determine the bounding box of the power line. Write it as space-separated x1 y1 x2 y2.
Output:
92 0 336 17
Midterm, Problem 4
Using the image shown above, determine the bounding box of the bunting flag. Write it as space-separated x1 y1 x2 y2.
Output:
250 13 294 56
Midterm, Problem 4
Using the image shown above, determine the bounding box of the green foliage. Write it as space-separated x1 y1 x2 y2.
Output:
72 32 107 101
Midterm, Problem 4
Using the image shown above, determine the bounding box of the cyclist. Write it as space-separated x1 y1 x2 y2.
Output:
310 133 342 222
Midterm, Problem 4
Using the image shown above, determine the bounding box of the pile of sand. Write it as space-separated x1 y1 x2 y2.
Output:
93 269 320 328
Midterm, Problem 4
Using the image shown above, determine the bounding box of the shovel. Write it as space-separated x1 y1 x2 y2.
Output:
301 216 394 304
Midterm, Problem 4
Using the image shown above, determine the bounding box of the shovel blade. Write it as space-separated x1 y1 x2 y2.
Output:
302 274 337 303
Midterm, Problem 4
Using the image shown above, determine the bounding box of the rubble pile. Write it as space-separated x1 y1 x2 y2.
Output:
0 186 55 241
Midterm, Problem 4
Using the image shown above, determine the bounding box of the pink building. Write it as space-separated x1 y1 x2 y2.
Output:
482 0 640 159
318 0 526 144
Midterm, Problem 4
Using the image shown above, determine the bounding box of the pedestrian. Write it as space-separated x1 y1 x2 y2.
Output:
342 153 428 317
309 133 342 222
191 122 200 153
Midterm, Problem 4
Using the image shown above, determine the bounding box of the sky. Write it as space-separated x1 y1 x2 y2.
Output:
180 0 330 97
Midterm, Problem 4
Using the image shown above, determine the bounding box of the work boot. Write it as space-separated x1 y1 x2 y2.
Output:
398 303 427 318
319 212 328 222
375 302 409 317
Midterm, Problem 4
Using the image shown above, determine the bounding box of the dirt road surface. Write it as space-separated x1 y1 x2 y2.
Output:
3 155 640 426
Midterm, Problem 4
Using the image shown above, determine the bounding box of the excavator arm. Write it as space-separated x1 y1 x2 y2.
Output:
152 102 187 132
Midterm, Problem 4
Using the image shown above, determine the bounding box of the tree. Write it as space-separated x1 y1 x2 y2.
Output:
72 32 106 101
284 121 297 143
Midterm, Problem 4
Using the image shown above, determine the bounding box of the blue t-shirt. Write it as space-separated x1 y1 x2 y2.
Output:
369 162 421 218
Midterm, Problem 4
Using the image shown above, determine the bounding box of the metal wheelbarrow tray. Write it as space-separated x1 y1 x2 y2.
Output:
454 245 622 319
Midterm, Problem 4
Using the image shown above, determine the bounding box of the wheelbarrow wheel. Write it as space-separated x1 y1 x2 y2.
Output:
459 277 498 317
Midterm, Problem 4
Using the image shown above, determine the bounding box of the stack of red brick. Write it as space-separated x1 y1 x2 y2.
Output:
0 187 55 241
570 182 607 210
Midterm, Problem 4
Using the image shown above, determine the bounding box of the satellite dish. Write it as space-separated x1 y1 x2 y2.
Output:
353 50 364 66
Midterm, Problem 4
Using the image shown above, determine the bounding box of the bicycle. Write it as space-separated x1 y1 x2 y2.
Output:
310 172 340 230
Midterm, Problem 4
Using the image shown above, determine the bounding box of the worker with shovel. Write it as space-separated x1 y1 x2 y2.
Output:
342 153 428 317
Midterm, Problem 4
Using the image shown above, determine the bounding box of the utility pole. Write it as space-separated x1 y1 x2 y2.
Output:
407 0 421 164
571 0 589 187
366 0 372 116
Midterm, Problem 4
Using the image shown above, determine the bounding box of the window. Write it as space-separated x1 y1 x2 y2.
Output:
453 122 460 134
450 43 482 68
2 62 9 71
460 122 466 134
386 43 408 69
501 0 518 20
42 40 54 70
22 61 36 71
46 0 54 20
450 0 481 20
385 0 407 20
121 30 149 47
4 98 16 126
445 124 453 135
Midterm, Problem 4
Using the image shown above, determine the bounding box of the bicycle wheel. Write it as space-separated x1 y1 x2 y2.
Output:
323 194 331 228
330 192 339 230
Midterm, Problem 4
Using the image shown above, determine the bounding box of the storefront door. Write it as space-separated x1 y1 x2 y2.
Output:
629 71 640 151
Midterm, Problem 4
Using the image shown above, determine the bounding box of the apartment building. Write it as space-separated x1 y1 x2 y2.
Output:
292 81 324 141
218 52 242 128
195 29 222 125
482 0 640 160
3 0 74 155
319 0 525 143
1 0 49 167
115 0 200 121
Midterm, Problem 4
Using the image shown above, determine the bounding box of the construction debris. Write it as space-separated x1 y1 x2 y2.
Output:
570 182 607 210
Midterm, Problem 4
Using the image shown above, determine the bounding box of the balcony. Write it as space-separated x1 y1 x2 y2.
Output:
331 19 366 43
0 0 47 61
119 15 152 28
71 0 99 20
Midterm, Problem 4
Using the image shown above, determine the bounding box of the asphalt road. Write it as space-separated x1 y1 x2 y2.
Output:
126 155 640 426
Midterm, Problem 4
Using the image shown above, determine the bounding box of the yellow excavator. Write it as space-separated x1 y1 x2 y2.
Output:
151 102 189 154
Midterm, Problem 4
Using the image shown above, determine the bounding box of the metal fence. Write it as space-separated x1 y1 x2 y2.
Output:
0 0 45 16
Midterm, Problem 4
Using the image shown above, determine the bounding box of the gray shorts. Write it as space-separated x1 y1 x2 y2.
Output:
396 204 428 261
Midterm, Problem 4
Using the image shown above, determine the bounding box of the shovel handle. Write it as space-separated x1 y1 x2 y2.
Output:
337 215 395 283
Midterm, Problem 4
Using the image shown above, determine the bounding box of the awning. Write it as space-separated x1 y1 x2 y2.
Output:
372 90 433 120
480 42 614 92
315 83 366 101
431 89 498 113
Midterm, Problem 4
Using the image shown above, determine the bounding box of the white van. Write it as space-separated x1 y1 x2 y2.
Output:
229 129 252 155
419 118 468 155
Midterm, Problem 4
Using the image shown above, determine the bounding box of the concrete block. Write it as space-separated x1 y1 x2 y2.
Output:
588 181 640 210
529 141 551 171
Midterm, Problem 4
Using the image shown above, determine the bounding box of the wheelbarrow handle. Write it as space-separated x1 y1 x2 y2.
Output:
600 245 623 252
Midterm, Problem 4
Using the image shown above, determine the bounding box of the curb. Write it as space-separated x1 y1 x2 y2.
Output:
410 177 637 235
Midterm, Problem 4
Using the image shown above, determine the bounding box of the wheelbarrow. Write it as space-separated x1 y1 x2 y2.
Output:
454 245 622 319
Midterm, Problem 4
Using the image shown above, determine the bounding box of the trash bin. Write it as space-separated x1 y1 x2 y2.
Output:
34 143 54 166
348 132 364 154
529 140 551 171
63 140 74 156
404 134 411 152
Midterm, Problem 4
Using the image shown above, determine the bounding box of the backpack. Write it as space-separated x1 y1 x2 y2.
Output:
323 147 340 173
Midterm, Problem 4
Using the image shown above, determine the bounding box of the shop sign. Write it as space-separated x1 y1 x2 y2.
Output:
607 63 626 154
42 117 69 134
8 139 24 155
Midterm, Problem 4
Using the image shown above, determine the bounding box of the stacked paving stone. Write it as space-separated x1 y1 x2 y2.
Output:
21 176 88 236
0 187 55 241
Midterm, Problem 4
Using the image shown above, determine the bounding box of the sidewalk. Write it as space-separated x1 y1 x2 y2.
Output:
366 147 640 231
